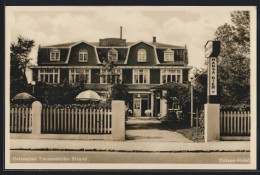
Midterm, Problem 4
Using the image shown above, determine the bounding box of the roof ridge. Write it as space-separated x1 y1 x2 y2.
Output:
43 41 78 47
42 40 186 48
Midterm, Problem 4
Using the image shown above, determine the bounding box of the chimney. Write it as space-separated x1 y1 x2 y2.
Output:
120 26 122 39
153 36 156 43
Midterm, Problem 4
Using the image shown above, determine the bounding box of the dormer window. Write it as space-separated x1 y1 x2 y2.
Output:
50 49 60 61
79 48 88 62
108 48 118 62
164 48 174 62
137 49 146 62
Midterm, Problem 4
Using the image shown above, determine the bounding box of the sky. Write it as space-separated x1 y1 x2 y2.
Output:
6 6 252 74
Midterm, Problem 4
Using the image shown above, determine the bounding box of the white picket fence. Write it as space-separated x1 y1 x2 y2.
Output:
10 107 32 133
220 111 250 136
41 107 112 134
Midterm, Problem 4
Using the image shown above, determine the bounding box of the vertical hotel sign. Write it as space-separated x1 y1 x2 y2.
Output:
205 41 220 103
209 57 217 95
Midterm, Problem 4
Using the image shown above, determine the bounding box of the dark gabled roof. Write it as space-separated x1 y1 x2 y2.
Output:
149 42 186 49
150 82 188 90
37 48 69 65
40 40 187 65
43 42 78 48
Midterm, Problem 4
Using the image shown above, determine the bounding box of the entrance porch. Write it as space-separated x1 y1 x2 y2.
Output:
129 90 168 118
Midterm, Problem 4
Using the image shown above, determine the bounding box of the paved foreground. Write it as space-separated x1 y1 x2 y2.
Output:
10 139 250 152
10 150 250 164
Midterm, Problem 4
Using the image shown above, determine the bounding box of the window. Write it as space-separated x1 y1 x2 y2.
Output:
38 69 60 84
175 49 185 58
69 69 90 84
137 49 146 62
170 97 180 110
134 99 141 109
50 49 60 61
161 69 182 84
164 49 174 62
79 49 88 62
100 69 122 84
133 69 149 84
173 102 180 110
108 48 118 62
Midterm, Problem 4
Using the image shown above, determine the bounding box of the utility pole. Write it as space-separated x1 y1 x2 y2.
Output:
190 77 193 127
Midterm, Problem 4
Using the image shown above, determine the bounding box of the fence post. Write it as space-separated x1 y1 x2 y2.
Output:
32 101 42 136
112 100 125 141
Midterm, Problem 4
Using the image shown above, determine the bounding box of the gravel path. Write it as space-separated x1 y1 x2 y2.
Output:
126 118 192 142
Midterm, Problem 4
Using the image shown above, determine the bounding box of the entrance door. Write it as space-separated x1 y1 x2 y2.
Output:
141 99 148 117
134 99 141 117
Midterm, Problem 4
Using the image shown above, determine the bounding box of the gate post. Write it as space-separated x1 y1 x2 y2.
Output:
112 100 125 141
32 101 42 137
204 103 220 142
204 41 221 142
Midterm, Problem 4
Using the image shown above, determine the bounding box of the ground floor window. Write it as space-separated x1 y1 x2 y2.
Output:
100 69 122 84
133 69 149 84
38 69 60 84
161 69 182 84
169 98 181 110
69 69 90 84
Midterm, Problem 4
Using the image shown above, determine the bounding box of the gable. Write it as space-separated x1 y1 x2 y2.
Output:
126 42 158 66
68 42 99 66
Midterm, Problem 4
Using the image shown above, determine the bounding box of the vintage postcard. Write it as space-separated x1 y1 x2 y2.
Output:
4 6 257 170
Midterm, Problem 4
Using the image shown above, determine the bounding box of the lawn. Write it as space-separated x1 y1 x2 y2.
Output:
154 120 205 142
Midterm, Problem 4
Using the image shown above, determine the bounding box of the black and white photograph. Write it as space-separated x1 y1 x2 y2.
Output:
4 6 257 169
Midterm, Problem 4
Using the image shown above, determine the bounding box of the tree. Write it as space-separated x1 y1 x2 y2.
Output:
10 35 35 82
10 36 35 100
214 11 250 106
161 83 191 123
110 83 131 103
162 82 191 112
100 53 119 102
192 68 207 109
